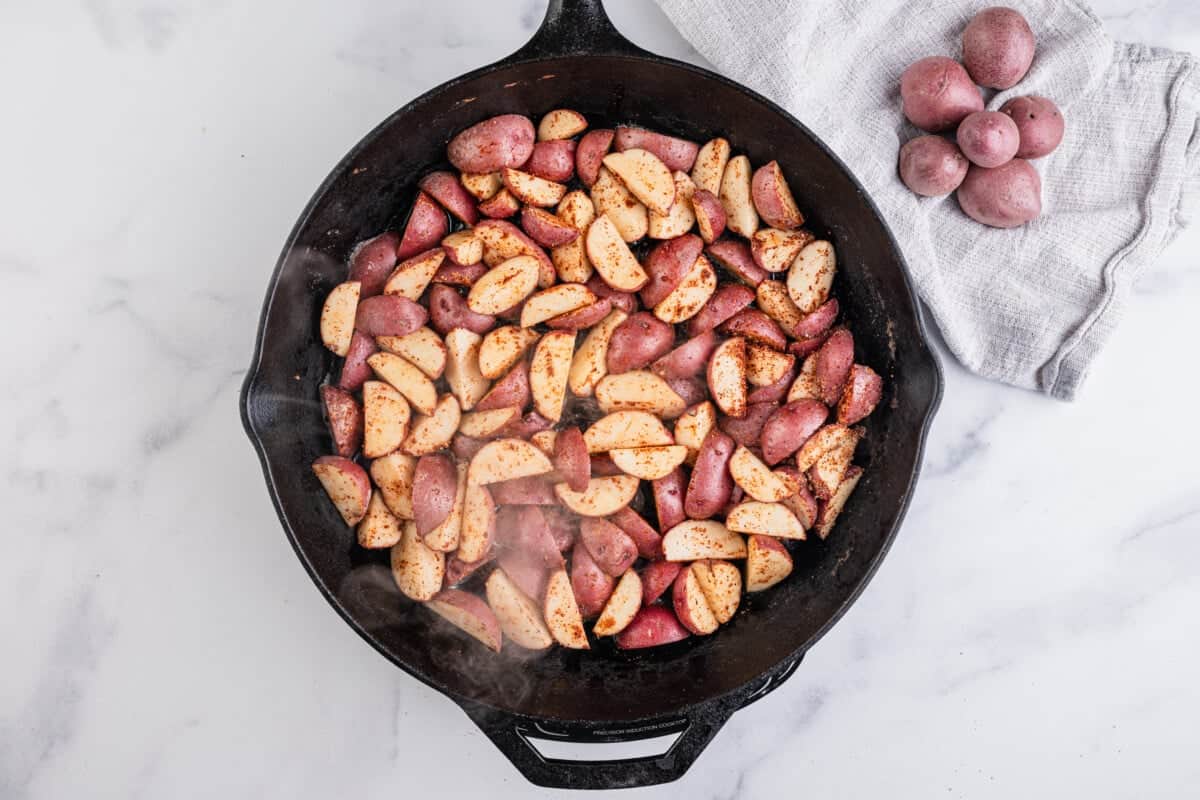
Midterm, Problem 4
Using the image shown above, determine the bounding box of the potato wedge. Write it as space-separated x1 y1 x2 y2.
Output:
584 410 674 452
751 228 811 273
538 108 588 141
485 568 553 649
777 466 819 529
814 466 863 539
369 452 416 519
543 568 589 649
751 160 804 230
424 461 466 552
794 423 861 472
838 364 883 425
639 561 681 605
663 520 748 561
442 229 482 266
576 129 615 188
725 501 806 540
649 171 697 239
383 248 445 300
478 188 521 219
521 205 578 248
468 255 540 315
787 354 823 403
442 328 491 412
568 307 628 397
746 342 795 387
391 520 445 602
691 559 741 624
729 446 793 502
761 399 828 465
586 214 649 292
368 352 438 415
321 385 363 458
413 454 456 537
474 219 556 288
426 589 501 652
502 167 566 208
593 569 642 636
529 330 574 422
756 279 806 336
457 406 520 438
615 605 690 649
609 445 688 480
691 137 731 196
653 254 717 324
591 167 648 242
320 281 360 356
338 330 378 392
457 481 495 563
478 325 539 380
460 171 503 201
673 566 719 635
673 401 717 465
595 371 686 418
520 283 596 328
467 437 554 485
614 127 699 172
349 232 400 298
311 455 371 525
376 326 447 380
362 380 411 458
719 155 759 237
553 475 640 517
745 535 794 592
602 148 675 216
403 394 461 457
787 239 836 313
707 337 747 418
808 430 859 500
551 190 596 283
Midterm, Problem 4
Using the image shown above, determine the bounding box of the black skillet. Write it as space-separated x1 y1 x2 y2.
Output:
239 0 943 789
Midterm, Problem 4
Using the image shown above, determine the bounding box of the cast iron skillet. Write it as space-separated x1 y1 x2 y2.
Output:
240 0 942 789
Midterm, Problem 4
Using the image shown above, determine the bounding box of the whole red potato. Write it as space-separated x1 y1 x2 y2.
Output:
899 135 969 196
956 111 1021 168
956 159 1042 228
1000 95 1065 158
962 6 1036 90
900 56 984 132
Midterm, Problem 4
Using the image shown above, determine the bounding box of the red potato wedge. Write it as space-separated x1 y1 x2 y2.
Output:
591 167 649 242
355 294 428 338
376 326 447 381
529 330 575 422
554 475 640 517
719 155 759 238
576 128 615 187
502 167 566 208
498 550 550 601
596 371 686 418
685 283 756 337
427 590 502 652
814 466 863 539
654 254 717 324
571 542 615 618
491 475 557 506
586 214 649 291
787 239 836 313
790 334 830 360
495 506 564 571
451 433 488 462
616 605 690 649
653 467 687 532
584 274 638 314
409 434 460 534
748 360 797 405
337 330 377 392
427 284 495 336
787 354 822 402
726 501 806 539
545 297 612 331
602 148 675 216
457 482 495 563
441 230 482 267
747 343 795 388
423 461 466 552
692 559 741 623
776 465 819 529
457 407 520 439
649 171 697 239
691 189 727 244
478 188 521 219
745 535 794 592
816 328 855 406
443 553 491 587
526 139 577 183
793 297 839 340
667 376 707 408
460 171 503 201
610 445 689 481
640 234 704 308
544 568 589 649
382 248 445 301
467 437 554 485
808 431 859 500
362 380 411 458
486 568 553 650
729 445 793 502
751 161 804 230
392 521 446 601
312 456 371 526
550 190 596 284
685 429 735 520
718 309 788 352
475 360 530 412
837 364 883 425
468 255 540 315
474 219 556 288
543 507 578 552
640 561 682 605
500 410 554 439
521 206 579 248
580 517 639 577
691 137 731 195
651 330 718 380
584 410 674 452
553 426 590 494
321 385 363 458
706 239 768 287
370 452 416 520
368 352 437 415
397 192 450 261
614 126 700 172
794 423 861 473
761 399 829 465
478 325 539 380
320 281 360 356
349 232 400 298
673 566 720 635
520 283 595 327
606 311 674 374
718 400 778 448
673 401 717 464
593 569 643 636
609 506 663 560
707 337 748 419
419 170 479 225
530 430 557 456
752 229 813 276
447 114 536 174
538 108 587 140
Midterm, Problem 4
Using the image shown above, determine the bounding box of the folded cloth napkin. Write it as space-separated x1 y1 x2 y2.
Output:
655 0 1200 399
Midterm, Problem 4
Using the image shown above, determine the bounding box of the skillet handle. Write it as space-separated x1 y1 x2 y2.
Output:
507 0 649 61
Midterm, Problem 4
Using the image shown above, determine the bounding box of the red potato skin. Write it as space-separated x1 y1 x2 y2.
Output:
571 541 616 618
706 239 768 287
500 411 554 439
491 475 558 505
451 433 488 461
576 129 615 187
614 126 700 172
691 189 727 243
761 399 829 465
520 206 579 248
793 298 839 339
590 453 625 477
496 506 565 570
337 330 378 392
419 171 480 225
616 605 690 649
719 309 789 351
667 376 708 408
554 427 590 493
640 234 704 308
816 328 855 405
427 284 496 336
526 139 577 183
447 114 536 174
751 161 804 230
956 159 1042 229
585 275 638 314
354 294 428 337
774 464 818 526
348 232 400 298
609 506 664 560
685 283 756 337
652 330 718 379
748 361 797 404
962 6 1036 90
545 297 612 331
899 135 970 197
433 261 487 285
580 518 639 577
476 362 530 412
957 111 1020 169
427 589 502 651
473 220 556 283
397 192 450 261
685 429 735 520
640 561 682 605
718 401 779 448
837 364 883 425
606 312 675 373
499 552 550 601
900 56 985 133
478 190 520 219
321 386 363 458
1001 95 1065 159
413 454 458 538
542 507 578 552
653 467 688 532
443 555 491 587
789 333 830 359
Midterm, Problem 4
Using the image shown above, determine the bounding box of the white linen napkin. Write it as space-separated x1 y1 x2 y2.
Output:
655 0 1200 398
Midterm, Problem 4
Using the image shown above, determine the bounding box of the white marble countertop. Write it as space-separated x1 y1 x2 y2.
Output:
4 0 1199 797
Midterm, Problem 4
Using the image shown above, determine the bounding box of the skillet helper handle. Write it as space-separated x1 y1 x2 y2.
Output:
509 0 649 60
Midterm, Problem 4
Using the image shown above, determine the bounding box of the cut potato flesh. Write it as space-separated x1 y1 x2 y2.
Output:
720 155 759 237
787 240 836 313
746 342 793 387
468 438 554 485
568 308 628 397
384 249 445 300
457 481 495 563
458 406 520 438
692 559 741 624
756 279 805 334
602 148 675 216
585 214 649 292
369 452 416 519
529 330 575 422
593 569 643 636
788 354 822 402
708 337 747 418
584 410 674 452
520 283 596 328
479 325 540 380
503 167 567 208
543 568 590 649
530 429 557 455
403 394 462 457
468 255 540 315
691 137 731 196
673 401 716 464
794 423 859 472
552 191 596 283
368 352 438 415
486 568 553 650
391 520 445 602
553 475 640 517
663 520 748 561
362 380 411 458
725 501 806 540
653 255 717 324
751 228 809 273
649 171 697 239
674 565 720 635
591 167 648 242
538 109 588 141
443 328 491 412
595 370 686 418
815 467 863 539
609 445 688 480
320 281 361 356
376 327 446 380
745 534 794 592
729 446 794 502
357 492 402 549
460 171 503 201
426 590 502 651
